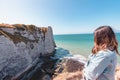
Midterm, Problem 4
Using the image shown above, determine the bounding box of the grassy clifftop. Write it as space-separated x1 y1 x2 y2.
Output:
0 24 48 33
0 24 49 44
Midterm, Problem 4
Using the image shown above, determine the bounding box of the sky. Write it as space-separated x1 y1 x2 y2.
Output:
0 0 120 34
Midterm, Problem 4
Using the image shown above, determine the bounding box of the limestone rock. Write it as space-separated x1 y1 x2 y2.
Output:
52 71 83 80
0 24 56 79
52 54 86 80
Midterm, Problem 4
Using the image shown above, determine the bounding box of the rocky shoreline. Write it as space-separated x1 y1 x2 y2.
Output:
0 24 120 80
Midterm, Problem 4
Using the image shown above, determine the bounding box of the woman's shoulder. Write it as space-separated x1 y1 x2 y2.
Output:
96 49 116 58
88 50 116 60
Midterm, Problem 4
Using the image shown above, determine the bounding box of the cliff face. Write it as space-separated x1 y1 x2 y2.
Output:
0 24 56 79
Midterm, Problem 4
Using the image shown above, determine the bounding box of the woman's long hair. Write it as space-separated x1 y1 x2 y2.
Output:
92 26 120 55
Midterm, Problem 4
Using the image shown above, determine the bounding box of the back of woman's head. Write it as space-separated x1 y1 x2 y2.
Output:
92 26 119 55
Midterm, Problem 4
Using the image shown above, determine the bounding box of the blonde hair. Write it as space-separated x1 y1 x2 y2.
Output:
92 26 119 55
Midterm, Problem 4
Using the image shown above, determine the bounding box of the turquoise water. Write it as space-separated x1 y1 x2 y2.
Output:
54 33 120 63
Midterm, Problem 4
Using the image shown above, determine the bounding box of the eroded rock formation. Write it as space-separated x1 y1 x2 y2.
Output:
0 24 56 79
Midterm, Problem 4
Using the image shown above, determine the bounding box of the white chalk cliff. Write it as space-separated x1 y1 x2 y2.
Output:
0 24 56 79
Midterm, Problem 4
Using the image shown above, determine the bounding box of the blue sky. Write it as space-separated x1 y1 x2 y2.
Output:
0 0 120 34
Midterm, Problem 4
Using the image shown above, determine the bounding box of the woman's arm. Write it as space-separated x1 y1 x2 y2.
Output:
83 54 110 80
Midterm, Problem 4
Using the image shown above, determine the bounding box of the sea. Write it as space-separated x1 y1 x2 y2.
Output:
54 33 120 63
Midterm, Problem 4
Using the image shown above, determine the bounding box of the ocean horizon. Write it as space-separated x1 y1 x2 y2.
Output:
54 33 120 63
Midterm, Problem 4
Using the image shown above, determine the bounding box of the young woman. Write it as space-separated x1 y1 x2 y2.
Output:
83 26 119 80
